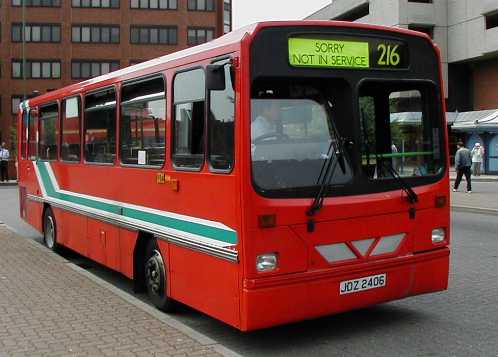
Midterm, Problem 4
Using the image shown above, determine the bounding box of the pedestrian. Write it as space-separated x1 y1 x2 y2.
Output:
453 141 472 193
0 142 9 182
471 142 484 176
391 142 400 172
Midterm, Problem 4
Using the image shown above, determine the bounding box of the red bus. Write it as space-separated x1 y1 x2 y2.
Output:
18 21 450 331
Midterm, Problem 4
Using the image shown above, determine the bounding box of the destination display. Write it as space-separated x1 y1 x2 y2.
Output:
288 37 409 70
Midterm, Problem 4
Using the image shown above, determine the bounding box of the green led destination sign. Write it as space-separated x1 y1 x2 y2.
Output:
289 38 369 68
288 37 409 70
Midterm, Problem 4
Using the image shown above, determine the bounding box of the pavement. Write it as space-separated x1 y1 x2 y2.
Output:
0 180 17 187
0 224 238 357
449 170 498 214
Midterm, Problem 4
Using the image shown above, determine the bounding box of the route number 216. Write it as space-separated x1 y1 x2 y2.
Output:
377 44 400 66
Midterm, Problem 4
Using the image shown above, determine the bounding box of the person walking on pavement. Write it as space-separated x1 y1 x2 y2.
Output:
0 142 9 182
471 142 484 176
453 141 472 193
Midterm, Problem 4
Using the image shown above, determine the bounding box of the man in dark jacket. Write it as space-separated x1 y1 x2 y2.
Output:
453 141 472 193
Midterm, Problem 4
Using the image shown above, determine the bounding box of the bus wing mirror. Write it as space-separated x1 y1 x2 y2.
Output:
206 64 226 91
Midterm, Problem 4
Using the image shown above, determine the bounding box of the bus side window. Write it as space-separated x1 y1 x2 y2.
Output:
84 88 117 164
208 62 235 172
172 68 205 170
28 109 38 160
61 96 81 162
120 76 166 167
39 103 59 161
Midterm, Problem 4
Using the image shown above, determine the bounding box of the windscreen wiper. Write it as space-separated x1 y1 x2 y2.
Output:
383 160 418 204
306 106 347 228
306 140 341 218
360 108 417 204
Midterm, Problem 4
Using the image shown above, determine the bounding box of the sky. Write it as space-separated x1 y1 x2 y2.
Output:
232 0 331 29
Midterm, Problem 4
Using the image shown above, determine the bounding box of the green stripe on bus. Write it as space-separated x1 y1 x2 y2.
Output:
36 161 237 245
363 151 434 159
37 162 121 214
123 207 237 244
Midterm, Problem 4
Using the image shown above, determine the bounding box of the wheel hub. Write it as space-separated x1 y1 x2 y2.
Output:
145 250 164 295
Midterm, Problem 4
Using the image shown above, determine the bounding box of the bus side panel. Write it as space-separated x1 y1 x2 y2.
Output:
26 200 43 232
119 229 138 279
20 160 44 231
61 211 88 256
86 218 119 270
168 244 240 329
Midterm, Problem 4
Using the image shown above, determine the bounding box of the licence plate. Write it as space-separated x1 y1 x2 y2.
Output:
339 274 386 295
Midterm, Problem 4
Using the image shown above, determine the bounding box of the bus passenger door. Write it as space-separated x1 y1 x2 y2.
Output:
23 109 44 231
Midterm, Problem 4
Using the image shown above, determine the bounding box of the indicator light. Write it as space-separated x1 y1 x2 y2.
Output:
258 214 276 228
435 195 447 208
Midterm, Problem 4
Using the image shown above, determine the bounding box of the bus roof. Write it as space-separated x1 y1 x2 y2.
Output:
24 20 432 108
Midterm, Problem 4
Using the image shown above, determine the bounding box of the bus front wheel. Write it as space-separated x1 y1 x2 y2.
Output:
144 239 175 312
43 208 58 252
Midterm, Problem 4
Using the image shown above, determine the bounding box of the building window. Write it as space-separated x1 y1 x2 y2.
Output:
120 76 166 166
188 0 214 11
224 0 231 33
130 0 176 9
84 88 117 164
72 0 119 8
408 24 434 39
12 23 61 43
209 61 235 171
130 26 177 45
12 60 61 79
39 103 59 161
173 68 205 170
485 12 498 30
187 27 214 45
71 60 119 79
12 0 61 7
72 25 120 43
11 96 23 115
333 3 369 21
61 97 81 162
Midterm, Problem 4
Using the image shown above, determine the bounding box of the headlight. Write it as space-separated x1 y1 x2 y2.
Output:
256 253 278 272
432 228 445 243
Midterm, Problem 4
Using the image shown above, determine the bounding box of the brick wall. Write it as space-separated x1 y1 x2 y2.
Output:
473 58 498 110
0 0 226 152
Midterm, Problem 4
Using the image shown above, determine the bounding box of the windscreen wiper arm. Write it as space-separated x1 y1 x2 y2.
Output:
306 134 347 217
306 140 340 217
383 161 418 204
359 108 417 205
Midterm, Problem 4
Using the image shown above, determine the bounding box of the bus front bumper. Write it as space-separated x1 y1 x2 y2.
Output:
240 247 449 331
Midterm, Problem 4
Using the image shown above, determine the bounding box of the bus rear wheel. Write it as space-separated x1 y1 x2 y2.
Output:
144 239 175 312
43 208 58 252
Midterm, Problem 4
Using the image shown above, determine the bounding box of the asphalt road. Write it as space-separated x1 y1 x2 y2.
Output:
1 185 497 356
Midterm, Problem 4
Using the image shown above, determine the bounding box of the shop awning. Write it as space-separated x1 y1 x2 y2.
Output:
451 109 498 132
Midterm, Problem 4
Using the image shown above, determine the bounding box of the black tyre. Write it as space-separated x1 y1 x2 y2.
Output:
144 239 175 312
43 208 58 252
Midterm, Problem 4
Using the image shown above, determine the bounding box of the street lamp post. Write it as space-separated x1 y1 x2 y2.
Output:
22 0 26 102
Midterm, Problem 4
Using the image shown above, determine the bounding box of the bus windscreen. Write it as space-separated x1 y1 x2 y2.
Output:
289 36 409 70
